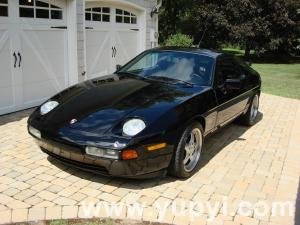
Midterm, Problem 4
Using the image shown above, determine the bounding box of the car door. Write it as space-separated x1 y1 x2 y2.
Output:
214 55 248 126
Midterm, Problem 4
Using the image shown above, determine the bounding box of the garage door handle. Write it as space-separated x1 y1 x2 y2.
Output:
13 52 17 68
18 52 22 67
112 46 117 58
85 27 94 30
51 26 67 29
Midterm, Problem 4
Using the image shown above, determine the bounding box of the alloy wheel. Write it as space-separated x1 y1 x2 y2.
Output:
250 95 259 122
183 128 202 172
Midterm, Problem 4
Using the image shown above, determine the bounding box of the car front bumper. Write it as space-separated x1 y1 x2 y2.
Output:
35 137 173 179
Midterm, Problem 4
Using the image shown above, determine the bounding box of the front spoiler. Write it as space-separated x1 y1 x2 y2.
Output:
42 148 167 179
36 138 172 179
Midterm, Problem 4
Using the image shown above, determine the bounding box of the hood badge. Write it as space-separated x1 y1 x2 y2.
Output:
70 119 77 124
113 141 126 148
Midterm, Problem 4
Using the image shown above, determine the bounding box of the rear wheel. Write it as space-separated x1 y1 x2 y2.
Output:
169 122 203 178
239 94 259 126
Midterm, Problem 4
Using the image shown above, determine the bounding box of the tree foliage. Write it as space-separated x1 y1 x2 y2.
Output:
164 33 194 47
158 0 189 43
159 0 300 55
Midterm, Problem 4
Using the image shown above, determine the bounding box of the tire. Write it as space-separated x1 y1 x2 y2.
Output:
238 94 259 126
168 122 203 178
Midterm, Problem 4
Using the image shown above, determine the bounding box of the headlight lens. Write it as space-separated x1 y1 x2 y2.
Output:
40 101 59 115
123 119 146 136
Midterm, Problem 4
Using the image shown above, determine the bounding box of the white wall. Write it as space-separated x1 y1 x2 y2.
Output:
76 0 86 82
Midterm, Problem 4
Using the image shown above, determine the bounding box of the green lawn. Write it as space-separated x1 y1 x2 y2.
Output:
252 63 300 99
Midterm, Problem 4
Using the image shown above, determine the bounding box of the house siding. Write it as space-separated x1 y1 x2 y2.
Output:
75 0 158 81
76 0 85 82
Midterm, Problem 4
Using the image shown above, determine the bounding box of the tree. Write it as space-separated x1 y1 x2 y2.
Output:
158 0 300 56
226 0 300 56
158 0 190 43
224 0 269 57
165 33 194 47
186 0 230 49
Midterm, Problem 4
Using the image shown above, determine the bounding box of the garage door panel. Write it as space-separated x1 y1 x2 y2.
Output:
22 78 66 105
86 30 112 78
0 87 14 111
0 0 69 115
0 28 15 111
0 30 12 88
115 30 138 65
20 29 67 105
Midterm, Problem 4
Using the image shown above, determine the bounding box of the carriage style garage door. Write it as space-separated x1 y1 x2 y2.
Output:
0 0 68 115
85 1 142 79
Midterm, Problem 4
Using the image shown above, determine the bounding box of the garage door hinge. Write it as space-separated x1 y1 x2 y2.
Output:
51 26 67 29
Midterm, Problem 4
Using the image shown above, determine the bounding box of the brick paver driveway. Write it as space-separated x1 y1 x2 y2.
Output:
0 94 299 225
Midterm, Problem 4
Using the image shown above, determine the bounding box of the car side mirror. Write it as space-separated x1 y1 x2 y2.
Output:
245 61 252 66
116 64 122 71
225 78 241 90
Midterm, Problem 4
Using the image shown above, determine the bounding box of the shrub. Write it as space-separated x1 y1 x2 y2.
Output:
164 33 194 47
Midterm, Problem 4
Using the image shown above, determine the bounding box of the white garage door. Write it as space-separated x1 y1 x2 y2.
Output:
0 0 68 115
85 3 140 79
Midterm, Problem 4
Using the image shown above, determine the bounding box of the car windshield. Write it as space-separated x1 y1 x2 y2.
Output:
118 50 215 86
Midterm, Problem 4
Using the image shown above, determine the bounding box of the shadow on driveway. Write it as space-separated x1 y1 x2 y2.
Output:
47 112 263 189
0 108 35 126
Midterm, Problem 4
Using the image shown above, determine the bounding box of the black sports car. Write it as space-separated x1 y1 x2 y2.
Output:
28 47 261 179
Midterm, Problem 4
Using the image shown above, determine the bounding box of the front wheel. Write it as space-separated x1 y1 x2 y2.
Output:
168 122 203 178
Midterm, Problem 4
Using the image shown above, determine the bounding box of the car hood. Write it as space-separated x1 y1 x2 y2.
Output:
30 74 199 140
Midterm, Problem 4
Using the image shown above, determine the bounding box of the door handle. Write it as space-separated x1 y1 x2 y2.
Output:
112 47 116 58
217 84 227 95
51 26 67 29
18 52 22 67
13 52 17 68
112 46 114 58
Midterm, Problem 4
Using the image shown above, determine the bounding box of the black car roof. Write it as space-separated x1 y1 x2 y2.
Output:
151 47 223 58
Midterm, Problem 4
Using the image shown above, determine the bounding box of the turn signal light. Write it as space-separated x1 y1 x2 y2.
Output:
122 149 138 160
147 143 167 151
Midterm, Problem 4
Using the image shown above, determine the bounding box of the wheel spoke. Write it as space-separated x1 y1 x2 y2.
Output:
183 153 190 164
182 127 203 173
189 133 195 145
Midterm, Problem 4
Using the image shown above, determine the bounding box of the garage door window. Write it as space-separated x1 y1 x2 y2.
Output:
0 0 8 17
116 9 137 24
19 0 63 19
85 7 110 22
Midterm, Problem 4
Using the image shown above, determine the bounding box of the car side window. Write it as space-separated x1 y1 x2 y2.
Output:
215 56 243 85
221 57 242 79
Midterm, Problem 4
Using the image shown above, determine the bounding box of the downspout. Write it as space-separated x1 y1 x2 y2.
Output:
150 0 162 48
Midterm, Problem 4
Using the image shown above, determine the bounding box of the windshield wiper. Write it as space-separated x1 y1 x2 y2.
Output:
115 71 137 77
148 76 193 87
